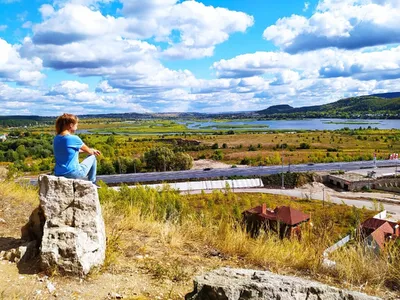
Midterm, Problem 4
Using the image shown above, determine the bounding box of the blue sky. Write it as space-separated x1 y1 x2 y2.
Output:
0 0 400 115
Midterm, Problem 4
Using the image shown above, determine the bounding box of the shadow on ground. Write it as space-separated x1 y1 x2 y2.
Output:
0 236 41 274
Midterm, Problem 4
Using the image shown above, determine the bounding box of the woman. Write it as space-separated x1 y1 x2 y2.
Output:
53 113 101 185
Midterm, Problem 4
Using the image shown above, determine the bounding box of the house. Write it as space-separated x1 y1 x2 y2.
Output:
242 204 310 239
360 217 400 253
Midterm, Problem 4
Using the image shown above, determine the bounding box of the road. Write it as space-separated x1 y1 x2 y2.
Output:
94 159 400 185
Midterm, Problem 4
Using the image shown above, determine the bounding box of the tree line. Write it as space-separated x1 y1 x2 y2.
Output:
1 133 193 176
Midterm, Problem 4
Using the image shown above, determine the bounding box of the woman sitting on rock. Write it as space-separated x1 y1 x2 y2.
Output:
53 113 101 186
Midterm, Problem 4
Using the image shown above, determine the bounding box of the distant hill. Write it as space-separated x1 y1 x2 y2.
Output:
258 94 400 119
370 92 400 99
262 104 293 114
0 115 54 127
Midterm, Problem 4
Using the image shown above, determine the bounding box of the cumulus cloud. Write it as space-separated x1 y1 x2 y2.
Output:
160 1 254 59
263 0 400 53
47 80 89 95
213 46 400 82
32 4 123 45
39 4 55 19
0 38 45 85
95 80 119 93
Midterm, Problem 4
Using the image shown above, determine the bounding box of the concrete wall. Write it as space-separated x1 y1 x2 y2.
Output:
125 178 264 192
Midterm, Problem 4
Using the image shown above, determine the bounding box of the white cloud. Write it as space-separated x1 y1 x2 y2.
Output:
271 70 301 85
0 38 45 85
48 80 89 95
213 46 400 81
32 4 123 45
160 1 254 59
95 80 119 93
263 0 400 53
39 4 55 19
120 0 177 18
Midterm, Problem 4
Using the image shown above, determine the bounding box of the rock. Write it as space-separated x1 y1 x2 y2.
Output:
0 240 38 263
0 218 6 224
47 281 56 293
38 175 106 276
185 267 381 300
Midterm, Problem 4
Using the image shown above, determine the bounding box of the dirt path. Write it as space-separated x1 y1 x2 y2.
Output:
191 159 247 170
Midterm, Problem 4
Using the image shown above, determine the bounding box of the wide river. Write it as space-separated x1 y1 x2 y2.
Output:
183 119 400 131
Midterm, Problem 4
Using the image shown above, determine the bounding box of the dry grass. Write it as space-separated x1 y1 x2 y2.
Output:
0 180 38 237
98 185 399 298
0 180 399 298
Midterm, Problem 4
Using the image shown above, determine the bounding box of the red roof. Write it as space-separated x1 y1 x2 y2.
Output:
370 227 386 249
243 205 310 226
274 206 310 225
361 218 397 232
369 222 394 249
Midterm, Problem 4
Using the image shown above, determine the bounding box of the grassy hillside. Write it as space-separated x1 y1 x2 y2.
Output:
258 95 400 118
1 180 399 298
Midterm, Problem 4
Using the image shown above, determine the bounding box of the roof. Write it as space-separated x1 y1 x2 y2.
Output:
369 222 394 249
369 227 386 250
361 218 398 232
243 205 310 226
274 206 310 226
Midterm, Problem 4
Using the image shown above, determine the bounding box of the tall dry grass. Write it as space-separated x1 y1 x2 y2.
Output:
98 183 399 294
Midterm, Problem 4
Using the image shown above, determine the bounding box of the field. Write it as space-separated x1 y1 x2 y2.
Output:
1 180 399 299
1 118 400 176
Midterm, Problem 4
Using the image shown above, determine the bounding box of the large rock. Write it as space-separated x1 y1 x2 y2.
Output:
37 175 106 275
185 268 381 300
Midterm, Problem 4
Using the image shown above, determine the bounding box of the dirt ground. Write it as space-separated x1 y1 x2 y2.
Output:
191 159 247 170
0 187 245 300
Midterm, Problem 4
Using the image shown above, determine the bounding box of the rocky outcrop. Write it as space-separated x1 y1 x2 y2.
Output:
20 175 106 276
185 268 380 300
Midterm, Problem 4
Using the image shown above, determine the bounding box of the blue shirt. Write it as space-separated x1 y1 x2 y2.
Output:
53 134 84 176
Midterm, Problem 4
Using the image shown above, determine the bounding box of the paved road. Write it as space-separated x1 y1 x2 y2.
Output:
95 159 400 185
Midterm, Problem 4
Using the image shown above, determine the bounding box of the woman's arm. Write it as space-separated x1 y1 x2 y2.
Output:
80 144 101 156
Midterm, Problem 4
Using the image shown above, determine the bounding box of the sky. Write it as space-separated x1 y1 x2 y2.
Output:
1 0 400 116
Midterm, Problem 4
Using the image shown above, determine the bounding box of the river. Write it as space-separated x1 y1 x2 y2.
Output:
181 118 400 130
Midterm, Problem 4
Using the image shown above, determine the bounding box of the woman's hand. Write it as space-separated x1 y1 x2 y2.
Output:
80 144 101 156
91 148 101 156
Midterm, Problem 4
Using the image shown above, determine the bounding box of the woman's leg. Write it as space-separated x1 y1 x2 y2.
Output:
79 155 97 183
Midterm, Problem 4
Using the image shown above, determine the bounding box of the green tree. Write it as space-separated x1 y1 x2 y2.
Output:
106 135 116 145
173 152 193 171
144 147 175 171
98 159 116 175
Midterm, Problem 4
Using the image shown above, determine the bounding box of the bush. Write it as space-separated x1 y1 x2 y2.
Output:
299 143 311 149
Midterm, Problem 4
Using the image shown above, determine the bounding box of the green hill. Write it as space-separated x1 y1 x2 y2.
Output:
258 95 400 119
